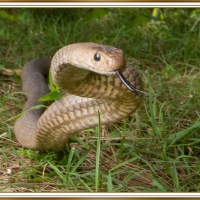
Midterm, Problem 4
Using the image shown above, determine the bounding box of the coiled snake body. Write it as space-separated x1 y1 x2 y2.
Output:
14 42 143 151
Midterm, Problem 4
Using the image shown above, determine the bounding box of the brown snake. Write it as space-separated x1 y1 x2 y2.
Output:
14 42 143 151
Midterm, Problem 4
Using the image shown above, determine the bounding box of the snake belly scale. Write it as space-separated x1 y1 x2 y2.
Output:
14 42 143 151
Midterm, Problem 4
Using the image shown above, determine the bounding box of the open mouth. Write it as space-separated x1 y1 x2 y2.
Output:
115 69 147 95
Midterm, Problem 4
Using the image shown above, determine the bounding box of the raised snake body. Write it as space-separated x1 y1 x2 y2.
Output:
14 42 143 151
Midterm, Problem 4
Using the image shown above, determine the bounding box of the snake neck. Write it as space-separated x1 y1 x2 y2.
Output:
51 63 142 100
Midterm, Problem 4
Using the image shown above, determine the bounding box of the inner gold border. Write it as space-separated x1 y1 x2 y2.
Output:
1 0 200 2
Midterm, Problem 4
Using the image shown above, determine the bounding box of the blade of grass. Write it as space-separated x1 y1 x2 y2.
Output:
6 104 47 122
95 110 101 192
71 145 93 173
47 161 67 184
152 177 166 192
79 178 93 192
107 171 113 192
167 119 200 146
66 147 75 182
110 156 140 172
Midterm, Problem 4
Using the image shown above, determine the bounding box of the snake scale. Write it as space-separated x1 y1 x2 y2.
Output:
14 42 143 151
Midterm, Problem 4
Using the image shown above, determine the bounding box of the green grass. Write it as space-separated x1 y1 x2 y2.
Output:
0 8 200 192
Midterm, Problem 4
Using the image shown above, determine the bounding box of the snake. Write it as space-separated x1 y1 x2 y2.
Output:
14 42 143 151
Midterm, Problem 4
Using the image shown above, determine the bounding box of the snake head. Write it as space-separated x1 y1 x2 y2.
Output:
89 43 126 75
52 42 126 76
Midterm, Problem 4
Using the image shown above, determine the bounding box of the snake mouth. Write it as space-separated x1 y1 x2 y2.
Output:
115 69 146 94
87 66 116 76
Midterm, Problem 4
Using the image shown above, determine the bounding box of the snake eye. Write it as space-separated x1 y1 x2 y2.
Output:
94 53 101 61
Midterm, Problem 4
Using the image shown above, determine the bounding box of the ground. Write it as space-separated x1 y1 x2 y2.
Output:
0 8 200 192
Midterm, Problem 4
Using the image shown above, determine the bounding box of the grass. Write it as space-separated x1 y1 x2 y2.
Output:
0 8 200 192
